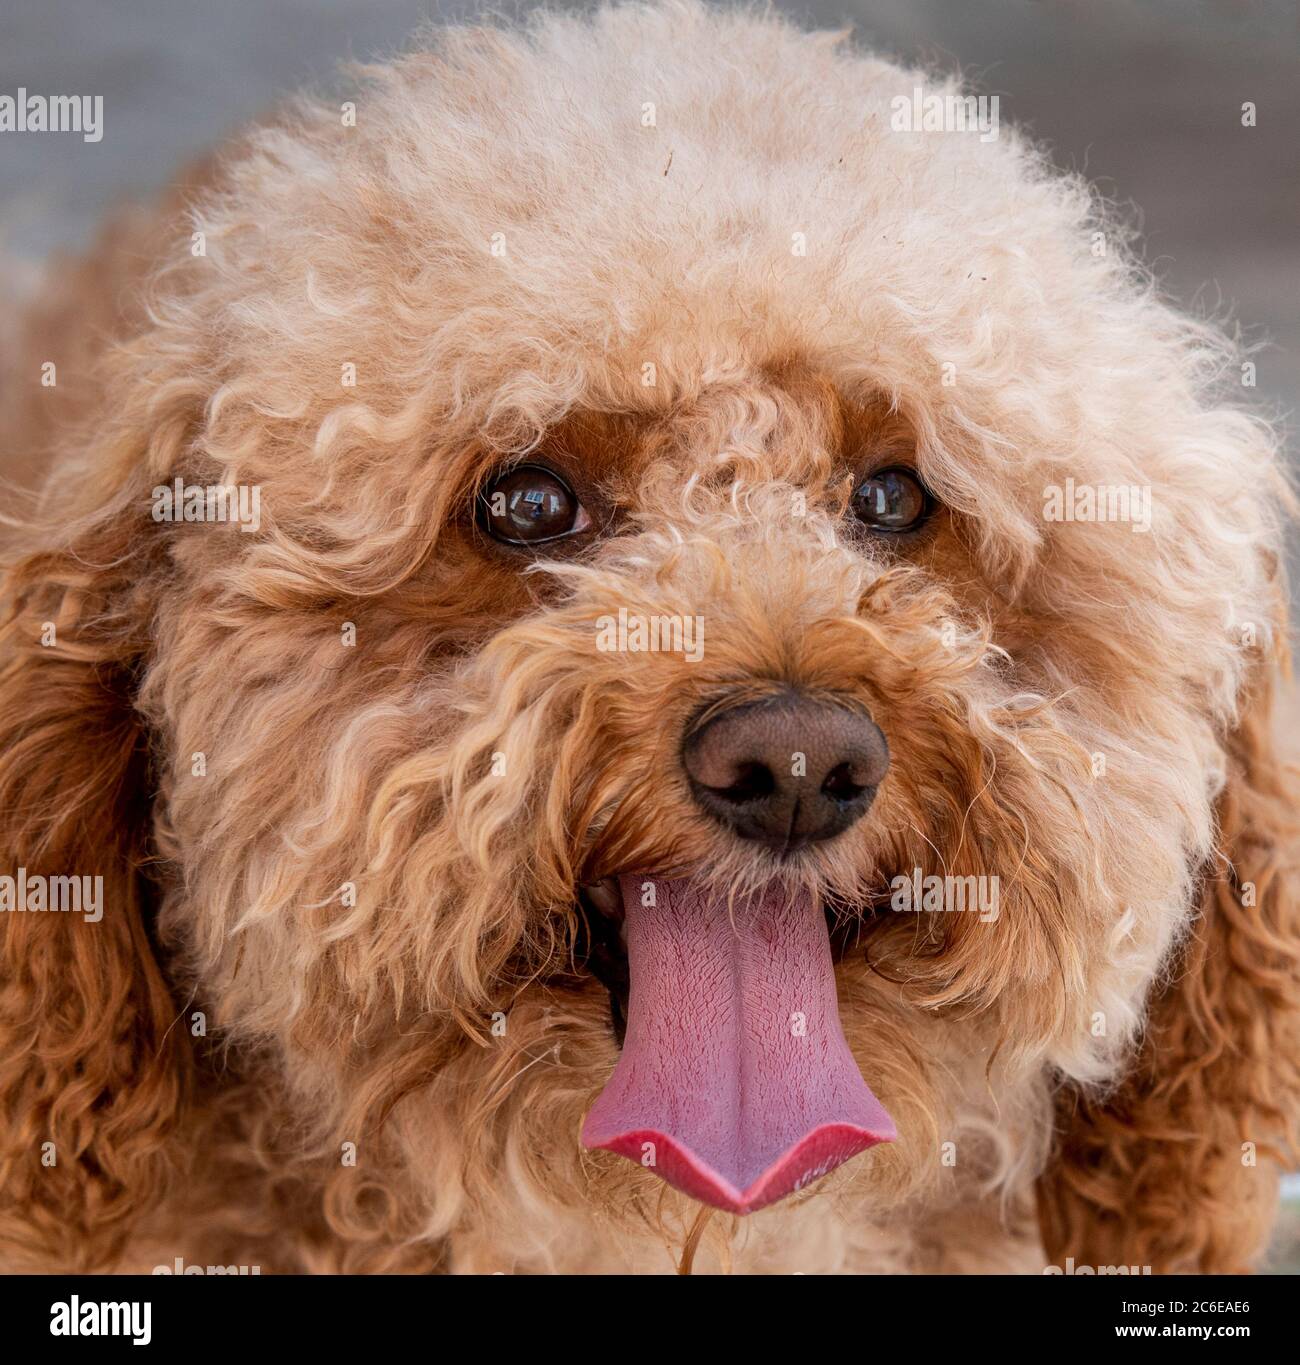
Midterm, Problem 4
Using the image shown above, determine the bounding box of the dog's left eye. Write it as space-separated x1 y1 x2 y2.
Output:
478 464 592 545
850 467 932 533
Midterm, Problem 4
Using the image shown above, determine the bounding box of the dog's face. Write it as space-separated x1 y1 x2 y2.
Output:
2 6 1288 1270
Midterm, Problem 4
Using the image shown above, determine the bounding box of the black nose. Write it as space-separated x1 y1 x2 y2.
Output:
682 692 889 853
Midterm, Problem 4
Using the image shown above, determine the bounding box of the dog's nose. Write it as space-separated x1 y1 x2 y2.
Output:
683 692 889 852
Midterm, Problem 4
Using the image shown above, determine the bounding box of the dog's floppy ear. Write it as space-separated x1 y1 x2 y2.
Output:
0 521 191 1270
1037 658 1300 1273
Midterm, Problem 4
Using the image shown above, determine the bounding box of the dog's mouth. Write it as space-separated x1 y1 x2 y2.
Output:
575 874 895 1216
576 878 632 1044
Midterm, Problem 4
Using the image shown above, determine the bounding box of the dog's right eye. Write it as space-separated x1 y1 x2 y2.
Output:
850 466 932 534
478 464 592 545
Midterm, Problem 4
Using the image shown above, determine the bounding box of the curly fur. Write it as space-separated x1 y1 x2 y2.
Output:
0 1 1295 1274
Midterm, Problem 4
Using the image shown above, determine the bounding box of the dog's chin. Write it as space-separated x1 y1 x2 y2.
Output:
571 871 896 1217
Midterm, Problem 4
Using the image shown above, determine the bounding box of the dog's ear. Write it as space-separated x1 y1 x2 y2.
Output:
0 523 191 1270
1037 658 1300 1273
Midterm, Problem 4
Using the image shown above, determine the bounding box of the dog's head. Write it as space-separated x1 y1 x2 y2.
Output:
2 3 1295 1272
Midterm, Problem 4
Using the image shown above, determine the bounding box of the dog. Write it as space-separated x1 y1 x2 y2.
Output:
1 1 1296 1275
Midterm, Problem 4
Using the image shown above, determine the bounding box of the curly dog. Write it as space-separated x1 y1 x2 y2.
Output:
1 2 1296 1274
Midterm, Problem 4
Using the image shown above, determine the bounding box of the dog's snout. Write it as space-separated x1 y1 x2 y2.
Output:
682 692 889 853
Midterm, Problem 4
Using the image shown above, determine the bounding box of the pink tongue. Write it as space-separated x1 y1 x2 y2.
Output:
581 876 895 1215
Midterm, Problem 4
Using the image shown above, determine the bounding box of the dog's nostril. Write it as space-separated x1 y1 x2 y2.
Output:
717 761 776 804
820 762 866 804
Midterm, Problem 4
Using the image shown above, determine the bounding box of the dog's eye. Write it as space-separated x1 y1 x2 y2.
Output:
850 467 931 533
478 464 591 545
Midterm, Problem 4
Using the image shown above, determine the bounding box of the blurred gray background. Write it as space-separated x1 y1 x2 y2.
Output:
2 0 1298 1265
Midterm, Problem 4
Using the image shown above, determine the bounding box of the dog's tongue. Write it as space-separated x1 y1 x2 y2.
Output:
581 876 895 1215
